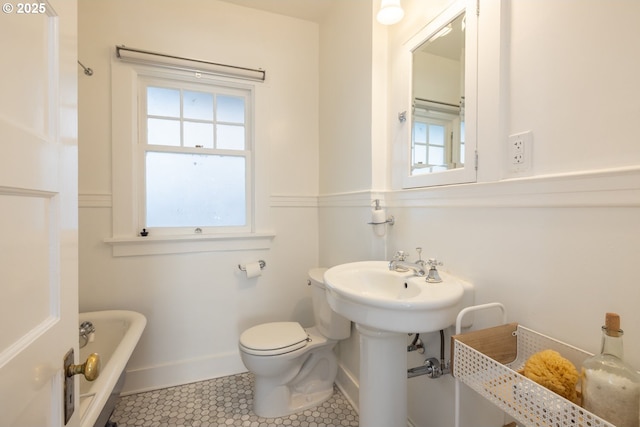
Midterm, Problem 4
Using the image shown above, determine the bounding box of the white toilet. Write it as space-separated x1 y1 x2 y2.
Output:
239 268 351 418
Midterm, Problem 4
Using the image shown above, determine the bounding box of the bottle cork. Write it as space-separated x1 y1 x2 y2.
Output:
605 312 621 337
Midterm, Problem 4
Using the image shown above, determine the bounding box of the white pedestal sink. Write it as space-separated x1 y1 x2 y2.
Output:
324 261 473 427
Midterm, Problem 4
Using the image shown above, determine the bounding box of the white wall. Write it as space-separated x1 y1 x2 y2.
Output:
318 0 374 195
78 0 322 392
507 1 640 176
319 1 640 426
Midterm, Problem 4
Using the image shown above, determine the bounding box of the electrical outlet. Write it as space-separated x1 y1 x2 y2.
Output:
512 139 524 153
507 131 532 173
513 153 524 164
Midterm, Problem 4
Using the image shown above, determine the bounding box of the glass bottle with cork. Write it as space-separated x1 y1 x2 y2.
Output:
582 312 640 427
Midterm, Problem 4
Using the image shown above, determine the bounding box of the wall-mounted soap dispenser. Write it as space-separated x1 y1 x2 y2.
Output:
368 199 394 236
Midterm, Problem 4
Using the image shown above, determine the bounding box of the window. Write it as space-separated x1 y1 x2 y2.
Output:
139 79 252 234
411 112 458 175
109 62 273 256
412 119 447 173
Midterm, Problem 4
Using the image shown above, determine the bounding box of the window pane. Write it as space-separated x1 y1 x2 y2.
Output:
184 90 213 120
428 146 445 166
148 118 181 146
413 145 426 165
413 122 427 143
429 125 445 146
217 95 245 123
217 125 245 150
184 121 214 148
147 87 180 117
145 152 246 227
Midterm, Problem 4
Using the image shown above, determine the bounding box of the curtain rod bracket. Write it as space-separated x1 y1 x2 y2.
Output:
77 60 93 76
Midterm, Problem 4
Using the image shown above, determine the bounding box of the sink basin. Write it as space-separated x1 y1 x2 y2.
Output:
323 261 470 333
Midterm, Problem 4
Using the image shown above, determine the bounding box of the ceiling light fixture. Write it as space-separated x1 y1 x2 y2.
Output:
376 0 404 25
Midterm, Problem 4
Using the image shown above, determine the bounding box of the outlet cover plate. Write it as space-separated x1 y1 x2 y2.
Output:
507 131 533 174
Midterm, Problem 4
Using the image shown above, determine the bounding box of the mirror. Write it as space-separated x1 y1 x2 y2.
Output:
402 0 476 189
411 12 466 176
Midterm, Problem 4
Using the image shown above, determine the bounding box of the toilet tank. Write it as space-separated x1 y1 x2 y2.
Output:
308 268 351 340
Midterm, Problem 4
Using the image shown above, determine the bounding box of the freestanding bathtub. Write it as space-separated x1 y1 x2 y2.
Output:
78 310 146 427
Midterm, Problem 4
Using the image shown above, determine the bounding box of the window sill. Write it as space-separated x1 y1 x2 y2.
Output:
104 231 276 257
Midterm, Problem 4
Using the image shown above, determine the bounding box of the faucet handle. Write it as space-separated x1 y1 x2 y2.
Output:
393 250 408 261
427 258 443 268
425 258 443 283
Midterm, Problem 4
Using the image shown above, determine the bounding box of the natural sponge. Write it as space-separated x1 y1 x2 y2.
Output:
520 349 579 403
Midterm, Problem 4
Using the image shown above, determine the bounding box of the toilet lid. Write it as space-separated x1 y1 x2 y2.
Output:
240 322 308 356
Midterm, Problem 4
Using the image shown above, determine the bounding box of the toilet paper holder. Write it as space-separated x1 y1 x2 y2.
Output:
238 260 266 272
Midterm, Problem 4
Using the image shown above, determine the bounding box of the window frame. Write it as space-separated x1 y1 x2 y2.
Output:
137 77 253 236
108 60 273 256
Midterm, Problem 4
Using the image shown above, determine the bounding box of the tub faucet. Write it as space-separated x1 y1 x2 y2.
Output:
79 321 95 349
388 250 426 277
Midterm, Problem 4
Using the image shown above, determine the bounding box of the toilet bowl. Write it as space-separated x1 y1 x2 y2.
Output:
239 268 351 418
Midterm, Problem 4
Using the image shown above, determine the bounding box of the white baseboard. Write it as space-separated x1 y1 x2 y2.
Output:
335 363 359 413
121 351 247 395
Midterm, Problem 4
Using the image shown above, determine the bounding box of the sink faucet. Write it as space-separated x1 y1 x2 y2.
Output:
389 249 444 282
388 250 427 277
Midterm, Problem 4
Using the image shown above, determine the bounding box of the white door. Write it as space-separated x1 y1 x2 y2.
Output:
0 1 79 426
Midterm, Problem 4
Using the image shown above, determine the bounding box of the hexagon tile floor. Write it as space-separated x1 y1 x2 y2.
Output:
109 372 359 427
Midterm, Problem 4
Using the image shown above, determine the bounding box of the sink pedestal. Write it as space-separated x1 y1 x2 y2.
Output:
357 324 407 427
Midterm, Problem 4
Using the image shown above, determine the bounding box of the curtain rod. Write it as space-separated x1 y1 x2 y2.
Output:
414 97 460 109
115 45 266 82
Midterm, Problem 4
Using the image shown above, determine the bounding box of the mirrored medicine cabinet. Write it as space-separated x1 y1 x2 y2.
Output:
402 0 477 188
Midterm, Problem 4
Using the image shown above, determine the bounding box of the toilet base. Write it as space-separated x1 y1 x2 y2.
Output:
248 331 339 418
240 321 348 419
253 381 334 418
